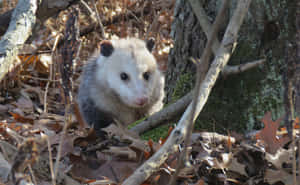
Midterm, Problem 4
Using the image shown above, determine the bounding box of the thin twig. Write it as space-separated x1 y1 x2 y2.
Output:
42 133 56 185
168 0 230 184
92 0 106 38
80 0 96 21
44 34 61 113
122 0 252 184
189 0 264 75
222 59 266 75
19 75 59 82
131 91 192 134
292 120 296 185
54 104 72 180
27 165 37 185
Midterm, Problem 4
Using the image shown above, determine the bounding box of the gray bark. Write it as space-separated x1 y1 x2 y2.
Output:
283 0 300 134
0 0 37 82
123 0 252 184
166 0 297 133
0 0 80 36
0 0 83 82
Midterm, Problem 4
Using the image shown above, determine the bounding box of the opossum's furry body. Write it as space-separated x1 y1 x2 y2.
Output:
78 38 165 130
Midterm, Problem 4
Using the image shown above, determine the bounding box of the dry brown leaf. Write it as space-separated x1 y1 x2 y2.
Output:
0 104 8 113
70 157 138 183
195 179 205 185
256 112 290 154
44 122 63 133
73 129 97 148
103 124 148 152
9 112 34 125
53 134 74 158
265 148 293 169
18 55 40 73
14 97 34 114
227 157 247 176
264 168 293 184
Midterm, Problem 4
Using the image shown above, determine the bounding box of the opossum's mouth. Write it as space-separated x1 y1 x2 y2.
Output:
130 103 148 108
109 86 149 108
124 99 149 109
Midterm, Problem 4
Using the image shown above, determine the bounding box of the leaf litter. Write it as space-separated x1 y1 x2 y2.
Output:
0 0 299 185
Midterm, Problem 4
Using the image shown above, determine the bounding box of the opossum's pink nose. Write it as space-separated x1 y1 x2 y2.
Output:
135 97 148 106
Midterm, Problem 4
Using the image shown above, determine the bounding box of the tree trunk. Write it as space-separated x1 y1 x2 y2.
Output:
283 0 300 133
166 0 297 132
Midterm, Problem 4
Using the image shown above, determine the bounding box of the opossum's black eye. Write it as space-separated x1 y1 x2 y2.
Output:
120 72 129 81
143 72 150 81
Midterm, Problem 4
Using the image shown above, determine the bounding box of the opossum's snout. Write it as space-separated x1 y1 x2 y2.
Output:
134 96 148 106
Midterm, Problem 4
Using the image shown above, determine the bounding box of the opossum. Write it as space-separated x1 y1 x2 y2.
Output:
77 38 165 131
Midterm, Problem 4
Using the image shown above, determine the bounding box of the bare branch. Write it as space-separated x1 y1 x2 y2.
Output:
132 58 263 135
0 0 82 36
189 0 264 74
131 0 262 135
0 0 38 82
222 59 266 75
122 0 252 184
188 0 221 54
169 0 230 183
91 0 106 38
130 91 192 134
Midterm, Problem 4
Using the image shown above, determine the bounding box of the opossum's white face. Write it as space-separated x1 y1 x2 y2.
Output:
96 38 160 108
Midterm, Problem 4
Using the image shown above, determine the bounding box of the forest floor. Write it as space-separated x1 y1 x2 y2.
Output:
0 0 299 185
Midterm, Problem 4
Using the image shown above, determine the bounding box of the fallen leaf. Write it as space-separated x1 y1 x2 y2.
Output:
9 112 34 125
70 157 138 183
265 168 293 184
14 97 34 114
195 179 205 185
265 148 293 169
256 112 290 154
228 157 247 176
0 104 8 113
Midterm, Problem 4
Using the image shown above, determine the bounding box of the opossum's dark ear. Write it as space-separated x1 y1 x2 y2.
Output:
146 37 155 52
99 40 114 57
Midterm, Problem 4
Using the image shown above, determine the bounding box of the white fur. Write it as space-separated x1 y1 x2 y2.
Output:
81 38 165 126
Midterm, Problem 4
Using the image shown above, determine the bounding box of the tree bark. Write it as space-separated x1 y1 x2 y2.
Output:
0 0 86 83
283 0 300 134
296 1 300 116
166 0 296 133
0 0 81 36
0 0 37 82
123 0 252 184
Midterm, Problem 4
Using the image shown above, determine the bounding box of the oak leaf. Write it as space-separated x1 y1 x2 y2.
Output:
256 112 290 154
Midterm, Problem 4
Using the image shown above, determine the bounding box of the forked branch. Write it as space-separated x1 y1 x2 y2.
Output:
123 0 253 184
